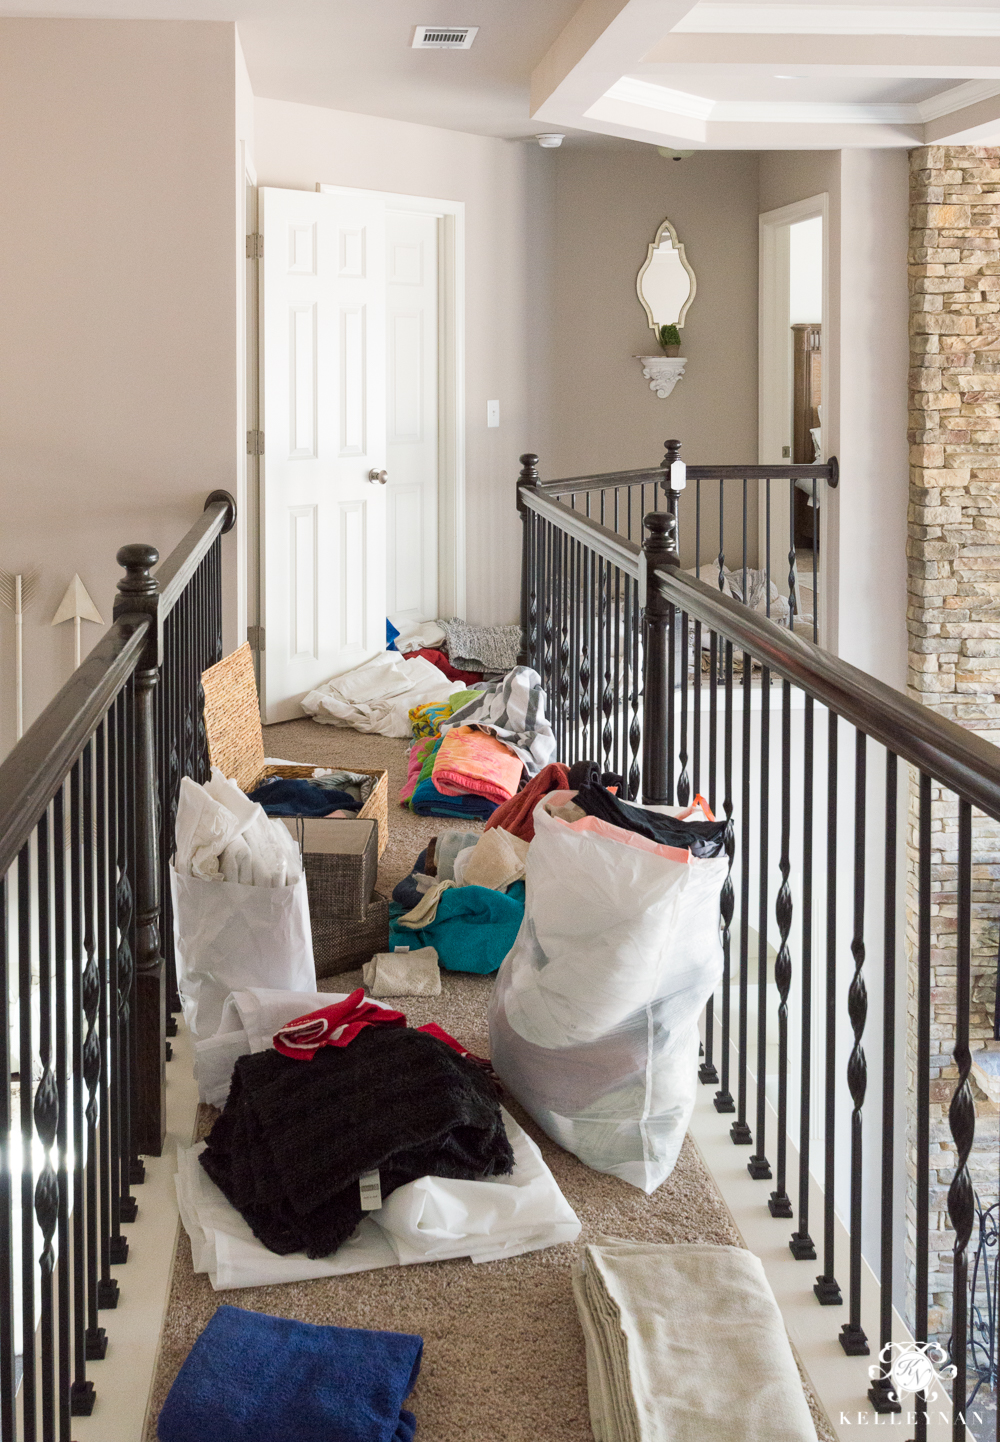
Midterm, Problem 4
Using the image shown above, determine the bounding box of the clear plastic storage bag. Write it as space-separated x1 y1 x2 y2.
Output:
488 798 726 1193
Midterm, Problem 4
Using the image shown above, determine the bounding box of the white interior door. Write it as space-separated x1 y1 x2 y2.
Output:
385 209 439 628
259 187 387 723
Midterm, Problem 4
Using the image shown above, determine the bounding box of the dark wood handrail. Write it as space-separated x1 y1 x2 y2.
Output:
540 458 838 496
0 618 150 879
653 562 1000 822
155 491 235 618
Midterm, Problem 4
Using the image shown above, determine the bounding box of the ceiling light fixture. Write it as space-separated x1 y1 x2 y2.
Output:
774 74 807 80
536 133 565 148
411 25 478 49
657 147 695 161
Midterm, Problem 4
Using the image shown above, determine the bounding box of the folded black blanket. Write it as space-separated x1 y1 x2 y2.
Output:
200 1026 514 1258
573 784 728 857
248 777 361 816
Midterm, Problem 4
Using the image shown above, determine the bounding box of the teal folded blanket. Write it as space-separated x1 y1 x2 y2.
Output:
157 1305 421 1442
389 883 525 974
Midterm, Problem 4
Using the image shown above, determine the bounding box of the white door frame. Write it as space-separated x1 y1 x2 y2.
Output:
318 183 466 622
758 193 830 649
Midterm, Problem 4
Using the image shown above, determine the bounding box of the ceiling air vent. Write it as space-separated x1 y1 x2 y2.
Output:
411 25 478 49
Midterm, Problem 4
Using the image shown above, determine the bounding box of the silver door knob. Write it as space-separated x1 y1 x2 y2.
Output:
368 468 388 485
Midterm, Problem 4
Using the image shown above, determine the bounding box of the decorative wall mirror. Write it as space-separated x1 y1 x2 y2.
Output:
636 218 696 331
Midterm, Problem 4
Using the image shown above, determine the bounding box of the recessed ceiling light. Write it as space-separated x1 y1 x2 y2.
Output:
774 74 807 80
536 133 565 148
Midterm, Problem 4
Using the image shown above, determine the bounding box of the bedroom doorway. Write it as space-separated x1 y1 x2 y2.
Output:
252 184 465 722
759 194 828 647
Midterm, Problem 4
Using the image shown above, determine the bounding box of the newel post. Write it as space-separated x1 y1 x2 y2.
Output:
517 453 541 668
113 544 166 1158
641 510 680 807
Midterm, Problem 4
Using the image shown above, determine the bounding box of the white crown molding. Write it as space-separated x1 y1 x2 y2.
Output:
603 74 1000 129
672 5 1000 38
604 76 714 119
917 78 1000 122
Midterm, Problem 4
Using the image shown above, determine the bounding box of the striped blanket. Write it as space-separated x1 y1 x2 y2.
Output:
438 667 555 777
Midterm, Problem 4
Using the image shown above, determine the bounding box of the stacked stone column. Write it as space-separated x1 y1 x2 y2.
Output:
908 145 1000 1340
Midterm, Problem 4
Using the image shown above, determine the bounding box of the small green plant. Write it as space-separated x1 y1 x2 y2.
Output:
656 323 681 352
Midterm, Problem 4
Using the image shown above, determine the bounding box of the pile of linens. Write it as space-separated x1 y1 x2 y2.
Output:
180 986 580 1290
401 666 556 821
175 770 304 888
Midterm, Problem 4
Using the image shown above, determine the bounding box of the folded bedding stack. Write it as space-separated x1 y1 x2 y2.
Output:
182 986 580 1289
157 1305 422 1442
572 1242 818 1442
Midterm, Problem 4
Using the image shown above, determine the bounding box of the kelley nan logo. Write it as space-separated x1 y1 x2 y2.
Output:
869 1341 957 1406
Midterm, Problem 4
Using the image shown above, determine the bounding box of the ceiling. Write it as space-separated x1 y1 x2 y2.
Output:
4 0 1000 147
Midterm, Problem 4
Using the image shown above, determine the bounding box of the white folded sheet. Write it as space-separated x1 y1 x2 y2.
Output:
174 772 302 888
177 1107 581 1290
572 1241 818 1442
301 651 464 737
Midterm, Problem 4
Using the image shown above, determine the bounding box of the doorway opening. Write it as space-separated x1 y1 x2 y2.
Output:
759 194 829 646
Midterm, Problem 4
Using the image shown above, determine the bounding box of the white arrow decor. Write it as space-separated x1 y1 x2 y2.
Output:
0 568 40 740
51 574 103 670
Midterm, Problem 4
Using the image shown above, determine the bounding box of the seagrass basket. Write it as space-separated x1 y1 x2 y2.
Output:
200 643 388 856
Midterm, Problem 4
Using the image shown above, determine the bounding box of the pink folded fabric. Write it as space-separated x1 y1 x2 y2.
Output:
399 735 438 804
431 726 523 805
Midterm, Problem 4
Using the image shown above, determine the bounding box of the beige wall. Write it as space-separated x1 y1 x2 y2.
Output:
253 98 551 629
0 19 241 756
759 149 909 686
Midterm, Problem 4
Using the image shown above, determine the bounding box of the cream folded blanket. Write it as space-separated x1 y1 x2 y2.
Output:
363 947 441 998
572 1241 817 1442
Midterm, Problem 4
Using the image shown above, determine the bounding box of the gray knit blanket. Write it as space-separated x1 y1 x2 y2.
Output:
440 618 522 674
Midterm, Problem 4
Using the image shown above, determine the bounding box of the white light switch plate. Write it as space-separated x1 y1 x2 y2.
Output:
487 400 500 428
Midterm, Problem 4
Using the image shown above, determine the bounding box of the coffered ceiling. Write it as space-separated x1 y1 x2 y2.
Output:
531 1 1000 147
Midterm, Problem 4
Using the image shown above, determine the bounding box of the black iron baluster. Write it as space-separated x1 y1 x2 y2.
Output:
67 762 95 1418
558 532 570 761
611 567 622 783
699 622 718 1088
115 692 137 1228
914 772 932 1442
765 477 772 614
869 753 900 1412
742 477 748 625
666 600 676 806
788 477 798 632
732 643 753 1147
627 575 641 801
791 693 817 1260
81 741 107 1360
949 798 974 1440
815 710 842 1306
749 658 772 1178
601 563 614 775
542 521 554 704
769 680 794 1217
579 546 592 760
812 478 819 644
19 840 37 1439
0 870 14 1442
840 730 869 1357
677 611 690 807
693 618 702 796
715 639 736 1114
106 697 128 1267
35 804 59 1442
568 538 579 767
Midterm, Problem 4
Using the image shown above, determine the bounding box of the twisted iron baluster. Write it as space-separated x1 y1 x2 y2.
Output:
33 809 59 1440
839 730 869 1356
769 680 794 1217
601 562 614 773
115 860 137 1225
627 577 641 801
948 800 975 1428
715 639 736 1114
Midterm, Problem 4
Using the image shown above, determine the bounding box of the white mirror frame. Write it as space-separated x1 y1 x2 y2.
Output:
636 217 697 330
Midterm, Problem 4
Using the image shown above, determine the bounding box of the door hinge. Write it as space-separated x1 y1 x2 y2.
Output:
247 625 265 651
246 232 263 259
247 429 265 456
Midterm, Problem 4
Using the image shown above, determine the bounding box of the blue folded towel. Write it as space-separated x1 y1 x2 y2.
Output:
158 1305 422 1442
409 776 496 821
389 882 525 974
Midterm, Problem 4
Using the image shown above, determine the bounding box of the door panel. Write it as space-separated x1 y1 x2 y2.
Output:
385 210 439 627
259 187 387 722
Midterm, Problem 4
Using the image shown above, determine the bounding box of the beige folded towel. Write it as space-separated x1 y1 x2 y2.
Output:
459 828 530 891
572 1241 818 1442
363 946 441 998
395 879 454 928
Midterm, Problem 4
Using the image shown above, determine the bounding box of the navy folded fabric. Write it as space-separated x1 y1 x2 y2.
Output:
158 1305 421 1442
409 777 496 821
392 846 429 910
248 777 361 816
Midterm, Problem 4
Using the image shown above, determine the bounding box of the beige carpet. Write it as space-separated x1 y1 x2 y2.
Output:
147 719 834 1441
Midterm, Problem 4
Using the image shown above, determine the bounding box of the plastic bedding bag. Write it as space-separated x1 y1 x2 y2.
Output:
488 799 726 1193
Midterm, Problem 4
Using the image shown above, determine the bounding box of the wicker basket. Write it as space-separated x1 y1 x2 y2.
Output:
281 818 378 923
201 643 388 856
312 893 390 978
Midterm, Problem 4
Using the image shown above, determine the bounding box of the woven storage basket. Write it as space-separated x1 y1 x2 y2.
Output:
312 893 390 978
281 818 378 923
201 643 388 857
